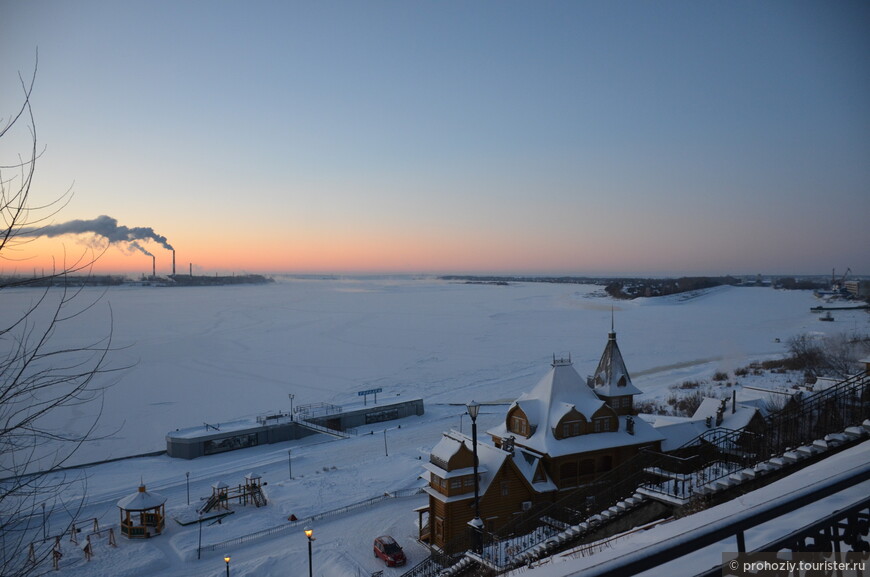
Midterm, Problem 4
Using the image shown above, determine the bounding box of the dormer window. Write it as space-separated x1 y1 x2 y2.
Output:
593 418 612 433
509 415 530 437
561 420 582 438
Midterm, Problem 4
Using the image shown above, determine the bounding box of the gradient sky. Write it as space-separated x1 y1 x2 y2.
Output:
1 1 868 276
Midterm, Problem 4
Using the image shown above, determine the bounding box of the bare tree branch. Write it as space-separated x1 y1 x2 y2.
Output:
1 55 125 577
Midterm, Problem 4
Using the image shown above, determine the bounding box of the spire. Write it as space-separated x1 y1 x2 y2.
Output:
609 306 616 340
590 326 642 397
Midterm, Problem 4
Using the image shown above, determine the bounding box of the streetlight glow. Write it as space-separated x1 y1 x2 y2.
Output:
305 527 315 577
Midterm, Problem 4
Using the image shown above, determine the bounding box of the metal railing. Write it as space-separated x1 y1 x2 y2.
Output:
412 371 869 575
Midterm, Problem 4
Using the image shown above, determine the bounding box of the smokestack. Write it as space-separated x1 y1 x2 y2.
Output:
151 255 156 278
189 262 192 277
172 250 176 276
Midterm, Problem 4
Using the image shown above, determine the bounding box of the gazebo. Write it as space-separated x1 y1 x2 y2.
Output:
117 484 167 538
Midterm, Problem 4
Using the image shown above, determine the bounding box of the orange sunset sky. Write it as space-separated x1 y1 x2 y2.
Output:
2 1 868 277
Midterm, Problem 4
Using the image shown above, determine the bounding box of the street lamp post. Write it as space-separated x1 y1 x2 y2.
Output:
289 393 295 420
304 527 315 577
288 449 292 479
383 428 388 457
41 502 46 540
186 471 190 505
467 400 483 554
224 554 231 577
197 513 203 560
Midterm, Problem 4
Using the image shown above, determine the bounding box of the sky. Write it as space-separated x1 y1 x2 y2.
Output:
1 1 868 277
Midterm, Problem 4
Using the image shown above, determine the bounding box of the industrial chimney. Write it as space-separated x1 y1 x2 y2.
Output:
172 250 176 276
151 255 156 278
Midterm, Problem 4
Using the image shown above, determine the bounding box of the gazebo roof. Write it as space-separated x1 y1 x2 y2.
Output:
117 484 167 511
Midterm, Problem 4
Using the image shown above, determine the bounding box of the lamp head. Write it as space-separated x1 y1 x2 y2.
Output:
224 555 231 563
466 400 481 420
304 527 314 540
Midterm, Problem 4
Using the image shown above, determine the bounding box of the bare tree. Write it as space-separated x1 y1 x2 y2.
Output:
1 58 123 577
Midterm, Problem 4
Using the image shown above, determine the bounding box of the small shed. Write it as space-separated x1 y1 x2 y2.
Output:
117 484 167 538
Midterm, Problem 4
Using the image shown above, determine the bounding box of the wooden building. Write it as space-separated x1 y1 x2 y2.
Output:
420 330 663 551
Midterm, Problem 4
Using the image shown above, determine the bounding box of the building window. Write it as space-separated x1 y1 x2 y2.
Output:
510 415 529 437
450 479 462 489
560 462 578 484
580 459 595 475
464 477 475 487
561 420 582 438
598 455 613 472
501 481 509 496
594 418 612 432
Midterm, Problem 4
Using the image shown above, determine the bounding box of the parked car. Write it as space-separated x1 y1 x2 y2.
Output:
373 535 406 567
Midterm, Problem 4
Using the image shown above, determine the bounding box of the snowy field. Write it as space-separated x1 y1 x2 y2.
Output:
4 276 868 576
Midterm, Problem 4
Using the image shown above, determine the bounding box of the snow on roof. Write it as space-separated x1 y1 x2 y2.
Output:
425 432 509 502
429 434 464 464
652 420 709 452
692 397 758 431
489 359 659 456
117 485 167 511
589 331 643 397
494 415 664 458
512 448 557 493
647 396 763 451
518 358 604 426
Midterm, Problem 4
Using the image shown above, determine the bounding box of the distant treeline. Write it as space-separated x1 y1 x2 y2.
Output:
440 275 744 299
603 276 740 299
170 274 273 286
1 273 274 288
0 275 127 288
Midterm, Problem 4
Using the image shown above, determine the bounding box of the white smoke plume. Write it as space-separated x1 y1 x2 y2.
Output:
19 215 173 256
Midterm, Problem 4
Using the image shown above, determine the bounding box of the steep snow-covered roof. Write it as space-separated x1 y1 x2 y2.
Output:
589 331 642 397
488 358 663 456
517 358 605 425
512 448 557 493
424 432 509 503
429 434 465 464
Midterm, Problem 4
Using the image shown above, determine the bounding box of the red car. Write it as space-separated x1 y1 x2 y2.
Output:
373 535 406 567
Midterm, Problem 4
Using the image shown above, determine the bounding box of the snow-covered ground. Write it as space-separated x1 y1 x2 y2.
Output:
4 277 868 576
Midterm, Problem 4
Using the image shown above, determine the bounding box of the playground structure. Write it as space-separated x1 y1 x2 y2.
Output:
26 517 116 571
198 473 267 514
